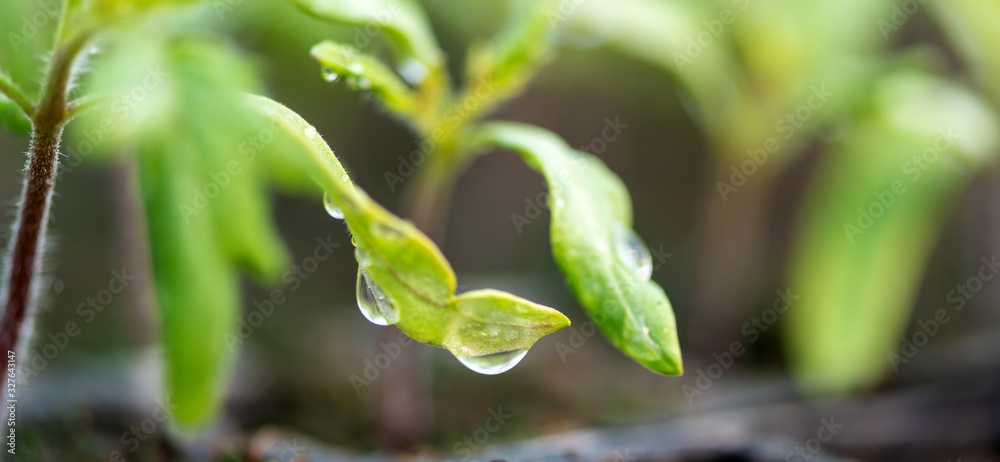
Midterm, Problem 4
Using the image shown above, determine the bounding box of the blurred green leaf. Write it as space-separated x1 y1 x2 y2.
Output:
0 0 59 100
88 0 205 22
293 0 442 69
0 94 31 133
471 122 683 376
571 0 748 145
461 0 557 118
89 34 289 426
931 0 1000 104
247 94 570 363
785 72 999 394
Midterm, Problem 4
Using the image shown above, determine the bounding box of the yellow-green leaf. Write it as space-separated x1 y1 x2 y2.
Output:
246 94 570 365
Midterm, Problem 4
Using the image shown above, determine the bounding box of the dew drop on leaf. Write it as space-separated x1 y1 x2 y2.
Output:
397 59 428 85
353 77 372 90
354 246 371 268
322 192 344 219
615 227 653 280
322 69 340 83
356 269 398 326
456 349 528 375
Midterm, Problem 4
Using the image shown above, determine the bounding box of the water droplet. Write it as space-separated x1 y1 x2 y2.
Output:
356 269 398 326
323 192 344 219
353 77 372 90
345 62 365 74
456 349 528 375
322 69 340 83
53 279 64 294
355 246 370 268
615 228 653 280
397 59 428 85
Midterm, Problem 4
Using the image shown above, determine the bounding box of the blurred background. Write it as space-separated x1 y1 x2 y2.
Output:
1 0 1000 460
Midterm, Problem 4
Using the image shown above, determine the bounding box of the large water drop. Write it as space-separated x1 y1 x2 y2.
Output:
456 349 528 375
615 227 653 280
356 269 398 326
323 192 344 219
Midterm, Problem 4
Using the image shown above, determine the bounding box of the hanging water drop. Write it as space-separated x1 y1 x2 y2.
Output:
398 59 428 85
615 227 653 280
323 192 344 219
356 269 398 326
322 69 340 83
354 77 372 90
456 349 528 375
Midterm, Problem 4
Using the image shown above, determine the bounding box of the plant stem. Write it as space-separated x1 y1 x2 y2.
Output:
373 139 469 449
0 32 91 375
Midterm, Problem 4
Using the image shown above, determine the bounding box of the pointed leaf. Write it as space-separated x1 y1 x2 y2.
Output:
471 122 683 375
246 95 570 359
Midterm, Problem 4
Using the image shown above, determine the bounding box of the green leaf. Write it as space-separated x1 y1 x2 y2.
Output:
293 0 442 69
932 0 1000 104
460 0 558 118
470 122 683 376
87 34 290 427
785 71 1000 394
570 0 745 141
246 94 570 360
